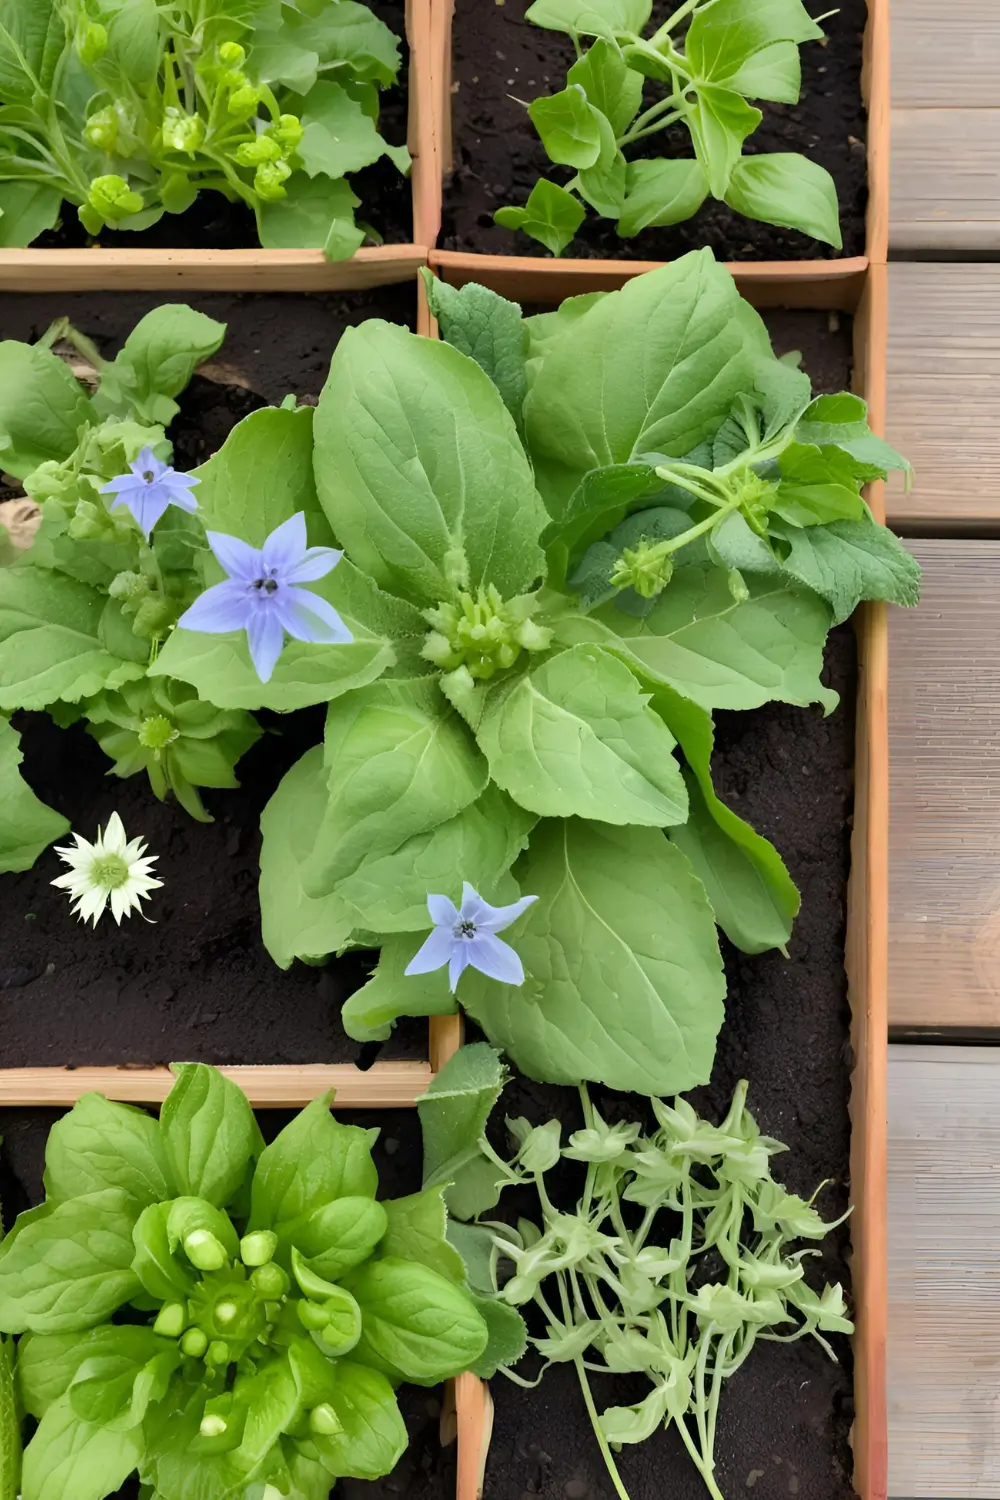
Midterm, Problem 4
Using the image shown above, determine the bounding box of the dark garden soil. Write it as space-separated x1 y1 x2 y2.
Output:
442 0 867 262
478 312 859 1500
32 3 412 251
0 285 427 1068
0 1103 457 1500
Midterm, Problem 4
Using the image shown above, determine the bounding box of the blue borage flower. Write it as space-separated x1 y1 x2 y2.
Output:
102 445 200 539
406 882 538 992
177 512 351 682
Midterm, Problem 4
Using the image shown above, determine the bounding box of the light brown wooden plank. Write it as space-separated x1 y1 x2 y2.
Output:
889 541 1000 1030
0 245 427 293
891 109 1000 252
0 1062 432 1108
891 0 1000 107
888 1045 1000 1496
885 264 1000 527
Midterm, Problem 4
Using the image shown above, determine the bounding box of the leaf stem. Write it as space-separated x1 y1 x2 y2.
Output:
573 1357 634 1500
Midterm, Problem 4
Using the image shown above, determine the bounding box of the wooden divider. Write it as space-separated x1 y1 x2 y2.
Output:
0 0 437 292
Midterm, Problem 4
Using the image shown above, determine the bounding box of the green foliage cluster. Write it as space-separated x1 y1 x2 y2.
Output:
0 1063 489 1500
0 0 407 256
496 0 843 256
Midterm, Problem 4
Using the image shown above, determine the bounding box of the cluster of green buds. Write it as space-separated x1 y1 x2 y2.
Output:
160 107 207 156
108 566 176 638
80 173 144 233
731 468 780 538
610 540 674 600
233 113 304 202
75 18 108 65
422 585 552 681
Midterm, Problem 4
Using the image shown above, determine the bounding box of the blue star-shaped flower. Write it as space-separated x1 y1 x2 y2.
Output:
405 882 539 992
177 512 352 682
102 446 200 539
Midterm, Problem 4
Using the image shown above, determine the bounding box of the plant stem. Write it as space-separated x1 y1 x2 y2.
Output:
650 0 703 45
573 1357 634 1500
675 1414 728 1500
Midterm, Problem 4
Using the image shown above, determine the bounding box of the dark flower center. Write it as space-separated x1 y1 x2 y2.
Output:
142 470 155 483
457 919 478 939
253 577 279 595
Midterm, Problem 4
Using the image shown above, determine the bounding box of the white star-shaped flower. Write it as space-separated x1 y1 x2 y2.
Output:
52 812 163 926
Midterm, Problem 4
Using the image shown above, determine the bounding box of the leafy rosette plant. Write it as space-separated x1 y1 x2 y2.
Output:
157 250 918 1098
494 0 843 257
0 0 409 256
0 1063 489 1500
0 305 267 867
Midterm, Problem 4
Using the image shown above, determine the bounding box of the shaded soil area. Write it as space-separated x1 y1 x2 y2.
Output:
0 285 426 1068
0 1104 456 1500
33 4 413 250
442 0 867 261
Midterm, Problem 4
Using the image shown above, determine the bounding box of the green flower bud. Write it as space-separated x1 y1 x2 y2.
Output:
227 85 261 121
309 1404 343 1437
297 1300 331 1332
76 20 107 64
218 41 246 65
250 1261 289 1298
87 174 144 222
200 1414 228 1438
154 1301 187 1338
181 1327 208 1358
161 107 206 155
214 1300 239 1326
84 106 118 152
610 542 673 599
184 1229 228 1272
233 135 282 168
78 203 104 236
109 569 150 603
240 1230 278 1267
131 594 176 638
253 159 291 201
206 1340 231 1366
68 500 108 539
272 113 304 151
137 714 179 753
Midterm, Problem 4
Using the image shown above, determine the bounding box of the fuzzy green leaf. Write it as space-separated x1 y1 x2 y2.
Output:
417 1043 508 1220
0 716 68 873
421 272 528 422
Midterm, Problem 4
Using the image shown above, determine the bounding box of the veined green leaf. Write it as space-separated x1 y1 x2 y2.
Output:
773 515 922 624
0 342 96 479
94 305 225 427
298 81 390 178
617 159 709 237
686 85 761 199
417 1043 508 1220
0 182 62 247
43 1094 171 1209
529 85 604 169
0 1191 140 1335
568 38 643 136
724 153 841 248
685 0 823 86
0 716 68 872
20 1395 142 1500
420 272 528 422
341 935 457 1044
462 820 725 1096
525 0 653 36
494 179 585 258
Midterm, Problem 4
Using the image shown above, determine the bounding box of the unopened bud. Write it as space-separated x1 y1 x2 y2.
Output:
253 159 291 201
206 1339 230 1366
184 1229 228 1271
241 1230 278 1267
250 1262 288 1298
154 1301 186 1338
200 1414 228 1438
214 1300 239 1326
181 1327 208 1358
218 41 246 65
309 1403 342 1436
76 20 107 63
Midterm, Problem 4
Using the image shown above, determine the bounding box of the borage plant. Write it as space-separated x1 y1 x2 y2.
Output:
418 1045 852 1500
0 1063 490 1500
0 304 263 874
495 0 843 256
0 0 408 255
149 248 917 1099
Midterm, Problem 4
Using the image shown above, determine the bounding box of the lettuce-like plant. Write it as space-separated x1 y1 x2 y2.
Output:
0 305 263 868
0 0 408 256
494 0 842 256
0 1063 489 1500
149 249 918 1100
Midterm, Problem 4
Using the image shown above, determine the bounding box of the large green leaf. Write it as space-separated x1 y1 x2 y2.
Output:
560 565 838 712
0 716 68 872
308 1362 407 1481
341 935 457 1044
0 567 144 712
43 1094 171 1209
462 820 725 1096
302 677 488 895
343 1258 488 1383
0 0 64 105
297 81 392 178
617 159 709 237
249 1097 377 1235
525 0 653 35
314 321 548 605
0 343 97 479
523 250 762 496
257 175 364 257
724 153 841 248
0 1191 140 1334
685 0 823 84
529 86 603 169
259 747 356 969
421 272 528 423
476 645 688 826
773 514 922 624
94 305 226 427
0 181 62 247
417 1043 508 1221
21 1394 142 1500
159 1064 261 1210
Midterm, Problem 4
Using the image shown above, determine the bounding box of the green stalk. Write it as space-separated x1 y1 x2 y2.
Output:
573 1357 634 1500
650 0 703 44
617 109 685 147
0 1207 19 1500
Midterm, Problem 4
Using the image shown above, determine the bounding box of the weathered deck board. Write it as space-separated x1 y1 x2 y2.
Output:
888 1045 1000 1496
885 264 1000 528
888 541 1000 1031
890 0 1000 250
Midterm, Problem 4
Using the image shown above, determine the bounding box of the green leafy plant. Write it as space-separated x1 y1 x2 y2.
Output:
425 1045 851 1500
0 305 265 872
180 249 916 1099
0 0 408 256
0 1062 489 1500
494 0 843 256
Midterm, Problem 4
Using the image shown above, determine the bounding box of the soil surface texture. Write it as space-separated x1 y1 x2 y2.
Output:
0 286 426 1068
34 3 412 251
0 1103 456 1500
442 0 867 261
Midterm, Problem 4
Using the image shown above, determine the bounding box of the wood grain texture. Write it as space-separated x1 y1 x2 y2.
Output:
885 263 1000 527
891 109 1000 251
888 541 1000 1030
888 1045 1000 1496
891 0 1000 107
0 1062 433 1108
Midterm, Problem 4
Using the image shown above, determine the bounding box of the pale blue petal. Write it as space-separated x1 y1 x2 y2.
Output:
405 925 456 977
111 489 169 540
285 546 342 584
449 945 471 993
272 587 353 645
247 607 285 682
135 446 162 475
207 530 262 584
469 931 525 985
178 580 251 635
476 893 540 934
427 893 458 927
102 472 143 494
165 484 200 515
261 512 307 574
